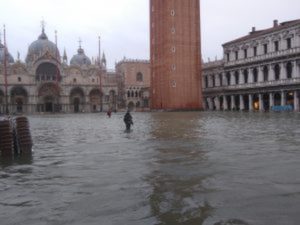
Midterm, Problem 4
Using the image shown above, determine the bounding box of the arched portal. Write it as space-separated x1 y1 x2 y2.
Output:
263 93 270 111
10 86 28 113
70 87 85 113
274 93 281 106
253 94 259 110
286 91 294 107
243 95 249 111
89 89 102 112
37 83 60 113
128 102 135 111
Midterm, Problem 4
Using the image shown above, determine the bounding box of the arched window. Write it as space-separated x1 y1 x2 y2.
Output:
219 74 223 86
131 91 134 98
234 71 239 84
135 91 138 98
286 62 293 79
212 75 215 87
73 78 77 83
18 77 22 82
136 72 143 82
263 66 269 82
226 72 231 85
205 76 208 88
253 68 258 83
127 91 130 98
274 64 280 80
243 70 248 84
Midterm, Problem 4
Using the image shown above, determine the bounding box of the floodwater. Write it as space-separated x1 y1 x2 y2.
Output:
0 112 300 225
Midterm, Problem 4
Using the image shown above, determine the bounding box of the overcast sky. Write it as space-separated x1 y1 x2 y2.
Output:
1 0 300 69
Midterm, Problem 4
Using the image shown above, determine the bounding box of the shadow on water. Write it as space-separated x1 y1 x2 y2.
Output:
145 112 214 225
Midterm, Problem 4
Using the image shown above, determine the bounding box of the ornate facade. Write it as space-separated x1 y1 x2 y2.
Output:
0 27 148 114
203 19 300 112
115 59 150 111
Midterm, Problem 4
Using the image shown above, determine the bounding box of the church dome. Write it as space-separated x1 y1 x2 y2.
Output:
25 28 60 64
0 43 15 64
70 47 91 66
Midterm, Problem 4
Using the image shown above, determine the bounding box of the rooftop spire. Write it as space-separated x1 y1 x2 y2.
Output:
41 20 46 33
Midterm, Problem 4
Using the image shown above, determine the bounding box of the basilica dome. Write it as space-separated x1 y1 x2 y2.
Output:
70 47 91 67
25 28 60 64
0 43 15 64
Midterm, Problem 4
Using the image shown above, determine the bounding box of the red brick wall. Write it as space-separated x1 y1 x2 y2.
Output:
150 0 203 110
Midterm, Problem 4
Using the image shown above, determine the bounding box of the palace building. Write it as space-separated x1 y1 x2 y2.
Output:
150 0 203 110
203 19 300 112
0 26 150 114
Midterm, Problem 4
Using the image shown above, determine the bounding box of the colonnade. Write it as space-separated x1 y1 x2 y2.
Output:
205 90 300 112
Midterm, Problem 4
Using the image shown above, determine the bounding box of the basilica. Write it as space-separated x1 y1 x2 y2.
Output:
0 26 150 114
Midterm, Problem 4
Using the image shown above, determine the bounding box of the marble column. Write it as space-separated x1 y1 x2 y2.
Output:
294 91 299 111
293 60 300 78
258 67 264 82
249 94 253 111
269 93 274 109
207 98 213 110
281 63 287 80
269 64 275 81
281 91 286 106
223 95 228 110
259 94 264 111
230 72 235 86
239 70 245 84
231 95 235 110
239 95 245 111
215 97 220 111
248 68 254 83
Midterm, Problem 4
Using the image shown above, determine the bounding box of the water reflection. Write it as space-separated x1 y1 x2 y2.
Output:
0 154 33 169
147 112 213 224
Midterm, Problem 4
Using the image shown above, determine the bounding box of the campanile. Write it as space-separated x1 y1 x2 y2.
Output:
150 0 203 110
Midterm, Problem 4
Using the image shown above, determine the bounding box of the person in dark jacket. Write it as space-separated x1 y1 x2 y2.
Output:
123 111 133 131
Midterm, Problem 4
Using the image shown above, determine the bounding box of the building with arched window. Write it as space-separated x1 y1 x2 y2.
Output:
203 19 300 112
115 59 150 111
0 26 124 114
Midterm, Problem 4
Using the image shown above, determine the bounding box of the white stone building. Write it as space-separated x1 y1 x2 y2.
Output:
0 27 119 114
203 19 300 112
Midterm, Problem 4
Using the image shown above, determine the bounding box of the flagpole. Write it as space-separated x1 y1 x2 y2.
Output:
3 25 9 115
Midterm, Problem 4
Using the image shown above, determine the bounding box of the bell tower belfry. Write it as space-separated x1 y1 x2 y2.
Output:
150 0 203 110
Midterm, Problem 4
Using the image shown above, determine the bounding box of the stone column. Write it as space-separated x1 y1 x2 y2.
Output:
249 94 253 111
259 94 264 111
239 70 245 84
294 91 299 111
293 60 300 78
207 98 213 110
230 72 235 86
258 67 264 82
281 91 286 106
231 95 235 110
214 97 220 111
223 95 228 110
248 68 254 83
239 95 245 111
269 64 275 81
281 63 287 80
269 93 274 109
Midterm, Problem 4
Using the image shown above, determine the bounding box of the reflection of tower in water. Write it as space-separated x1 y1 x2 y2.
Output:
146 112 213 224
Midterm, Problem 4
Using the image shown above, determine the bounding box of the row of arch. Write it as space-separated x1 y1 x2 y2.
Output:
205 61 298 88
205 90 300 111
0 85 117 114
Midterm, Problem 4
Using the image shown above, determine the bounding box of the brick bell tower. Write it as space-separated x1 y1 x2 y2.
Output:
150 0 203 110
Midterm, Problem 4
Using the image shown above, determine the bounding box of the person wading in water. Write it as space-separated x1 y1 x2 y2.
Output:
123 110 133 131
